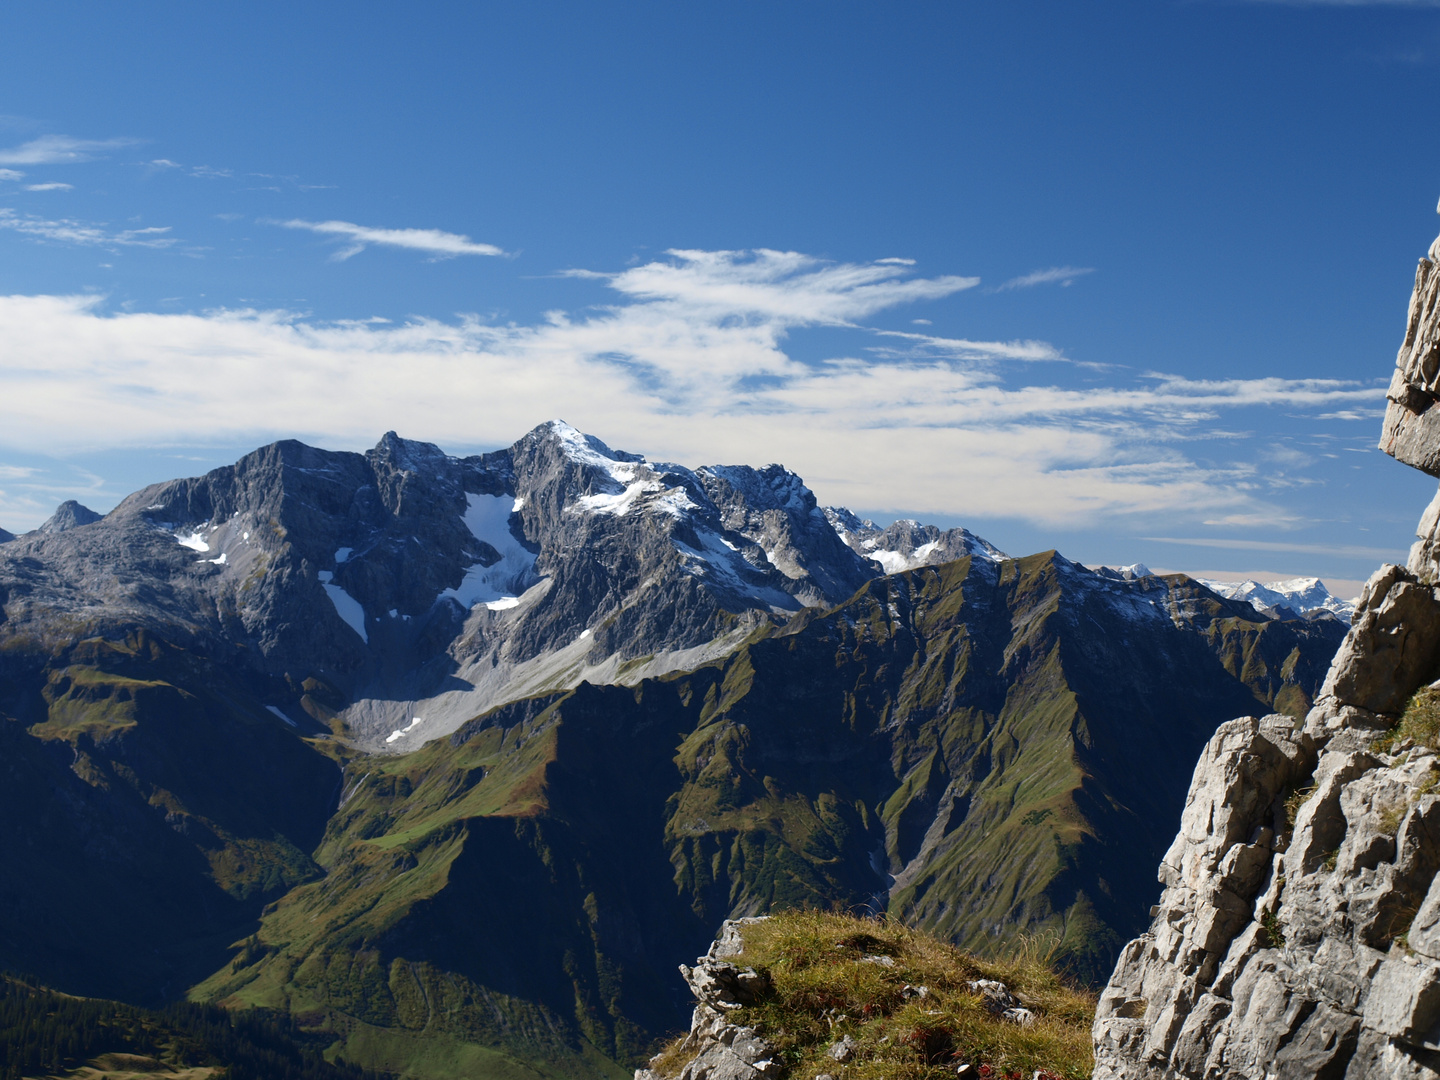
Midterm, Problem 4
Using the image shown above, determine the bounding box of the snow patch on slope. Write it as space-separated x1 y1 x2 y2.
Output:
318 570 369 643
823 509 1008 572
439 493 538 610
673 529 799 611
175 529 210 552
1097 563 1152 580
558 427 701 521
578 473 664 517
385 716 424 744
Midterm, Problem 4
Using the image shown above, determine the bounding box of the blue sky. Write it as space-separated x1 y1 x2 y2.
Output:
3 1 1440 596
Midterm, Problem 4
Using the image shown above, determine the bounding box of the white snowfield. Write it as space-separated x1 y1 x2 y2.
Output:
574 459 699 518
437 493 539 611
826 508 1008 574
866 540 942 575
175 529 211 552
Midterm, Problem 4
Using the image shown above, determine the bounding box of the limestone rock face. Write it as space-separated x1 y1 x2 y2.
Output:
1385 235 1440 476
1094 224 1440 1079
1093 687 1440 1076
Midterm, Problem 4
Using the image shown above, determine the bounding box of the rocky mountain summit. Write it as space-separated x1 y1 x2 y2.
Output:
1092 225 1440 1079
0 421 894 750
35 499 103 534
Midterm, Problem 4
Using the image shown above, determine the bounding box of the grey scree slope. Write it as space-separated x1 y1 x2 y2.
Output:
1091 229 1440 1077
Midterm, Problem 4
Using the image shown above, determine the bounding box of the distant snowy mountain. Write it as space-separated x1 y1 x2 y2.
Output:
1195 576 1356 620
1095 563 1154 581
824 507 1007 572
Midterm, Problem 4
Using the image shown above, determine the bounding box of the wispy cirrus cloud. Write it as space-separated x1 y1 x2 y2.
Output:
993 266 1095 292
23 182 72 192
0 134 139 166
1317 408 1384 420
576 248 978 325
0 169 23 182
0 209 174 249
276 218 509 260
870 327 1066 363
0 248 1384 529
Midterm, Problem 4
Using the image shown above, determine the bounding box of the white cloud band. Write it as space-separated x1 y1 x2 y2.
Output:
0 249 1382 528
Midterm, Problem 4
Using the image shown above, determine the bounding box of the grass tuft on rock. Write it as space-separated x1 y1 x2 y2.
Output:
1376 685 1440 755
652 910 1095 1079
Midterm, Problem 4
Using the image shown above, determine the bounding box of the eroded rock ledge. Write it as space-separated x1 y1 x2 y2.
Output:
1093 223 1440 1079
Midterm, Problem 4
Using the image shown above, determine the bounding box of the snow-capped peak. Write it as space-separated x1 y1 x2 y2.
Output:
1196 576 1355 620
546 419 642 472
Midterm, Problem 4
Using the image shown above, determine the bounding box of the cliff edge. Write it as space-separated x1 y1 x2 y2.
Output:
1091 227 1440 1078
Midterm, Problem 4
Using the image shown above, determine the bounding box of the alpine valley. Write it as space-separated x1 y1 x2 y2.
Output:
0 421 1350 1080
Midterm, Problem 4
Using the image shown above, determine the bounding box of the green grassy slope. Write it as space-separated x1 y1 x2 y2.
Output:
0 629 345 1004
192 554 1342 1077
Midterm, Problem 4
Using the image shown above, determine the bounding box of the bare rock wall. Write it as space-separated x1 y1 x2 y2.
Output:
1094 223 1440 1079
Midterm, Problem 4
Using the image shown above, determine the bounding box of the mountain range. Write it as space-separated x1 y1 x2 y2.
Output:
1194 575 1357 620
0 421 1348 1079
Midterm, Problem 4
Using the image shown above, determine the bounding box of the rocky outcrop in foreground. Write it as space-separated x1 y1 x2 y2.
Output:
1092 226 1440 1078
637 918 779 1080
641 913 1091 1079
